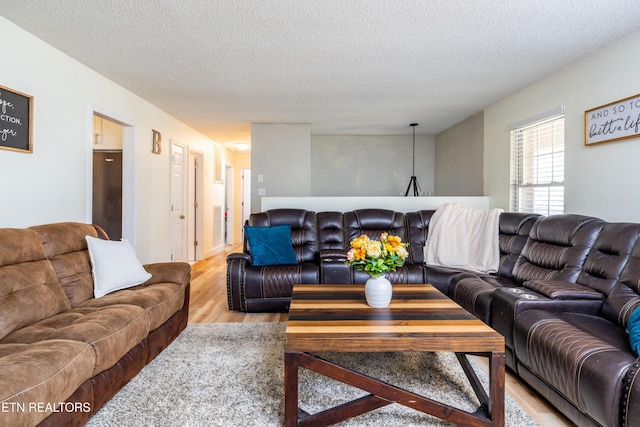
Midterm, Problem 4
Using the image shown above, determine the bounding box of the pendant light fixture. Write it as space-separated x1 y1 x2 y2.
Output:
404 123 421 196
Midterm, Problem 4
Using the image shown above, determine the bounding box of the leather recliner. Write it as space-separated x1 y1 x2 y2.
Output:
492 222 640 370
448 214 606 324
226 207 640 426
227 208 541 309
408 210 539 294
342 209 425 284
512 236 640 427
226 209 319 312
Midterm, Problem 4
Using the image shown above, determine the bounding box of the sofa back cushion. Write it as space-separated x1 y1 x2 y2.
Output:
405 210 538 273
405 210 435 264
317 211 345 251
30 222 103 306
0 228 71 340
601 239 640 327
247 209 318 263
577 223 640 295
496 212 540 277
512 214 605 284
344 209 406 247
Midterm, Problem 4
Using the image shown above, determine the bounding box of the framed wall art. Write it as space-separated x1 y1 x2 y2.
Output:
0 84 33 153
585 93 640 146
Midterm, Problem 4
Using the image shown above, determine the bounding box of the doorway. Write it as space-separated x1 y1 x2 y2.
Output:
92 114 124 240
89 106 136 246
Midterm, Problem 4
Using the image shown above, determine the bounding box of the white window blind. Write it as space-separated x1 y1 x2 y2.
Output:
510 114 565 215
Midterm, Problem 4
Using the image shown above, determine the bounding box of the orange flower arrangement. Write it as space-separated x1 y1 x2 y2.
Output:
345 232 409 277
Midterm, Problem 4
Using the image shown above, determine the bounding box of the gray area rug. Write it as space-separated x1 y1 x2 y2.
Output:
87 323 537 426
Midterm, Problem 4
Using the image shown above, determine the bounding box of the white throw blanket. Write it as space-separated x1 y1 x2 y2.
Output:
424 203 503 274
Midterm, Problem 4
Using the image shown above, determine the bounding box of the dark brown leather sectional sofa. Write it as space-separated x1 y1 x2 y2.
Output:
227 208 640 427
0 222 190 427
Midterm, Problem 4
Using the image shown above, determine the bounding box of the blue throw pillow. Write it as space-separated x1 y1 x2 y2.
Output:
244 225 298 267
627 307 640 356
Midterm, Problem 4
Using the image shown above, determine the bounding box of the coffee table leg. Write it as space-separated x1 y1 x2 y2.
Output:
489 351 505 427
285 352 300 427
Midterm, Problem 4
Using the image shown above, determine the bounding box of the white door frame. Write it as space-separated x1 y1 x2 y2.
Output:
224 163 234 245
170 141 187 261
242 168 251 237
188 149 204 261
87 104 137 246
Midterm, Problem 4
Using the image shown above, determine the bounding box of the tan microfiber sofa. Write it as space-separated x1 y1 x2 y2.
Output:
0 222 191 427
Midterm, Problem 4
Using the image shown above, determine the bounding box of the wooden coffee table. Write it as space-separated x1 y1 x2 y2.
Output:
284 284 505 427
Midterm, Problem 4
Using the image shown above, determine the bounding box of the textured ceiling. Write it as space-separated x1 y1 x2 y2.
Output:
1 0 640 148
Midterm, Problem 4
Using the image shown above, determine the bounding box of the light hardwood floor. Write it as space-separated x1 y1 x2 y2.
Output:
188 244 574 426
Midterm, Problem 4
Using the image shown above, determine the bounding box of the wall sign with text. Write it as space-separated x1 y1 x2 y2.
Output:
0 85 33 153
585 93 640 146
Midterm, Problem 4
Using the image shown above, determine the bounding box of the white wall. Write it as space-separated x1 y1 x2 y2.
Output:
484 31 640 222
435 112 483 196
311 134 435 197
0 17 229 263
92 116 123 150
250 124 311 211
250 130 435 210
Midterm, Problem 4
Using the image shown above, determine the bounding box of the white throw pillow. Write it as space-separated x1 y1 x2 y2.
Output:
86 235 152 298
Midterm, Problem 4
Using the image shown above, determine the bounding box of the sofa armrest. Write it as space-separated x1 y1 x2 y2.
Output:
319 249 350 284
226 252 250 311
143 262 191 287
320 249 347 262
91 223 110 240
623 358 640 426
227 252 252 263
524 280 604 300
491 286 604 357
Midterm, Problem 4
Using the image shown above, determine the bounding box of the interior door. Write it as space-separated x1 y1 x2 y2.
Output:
92 151 123 240
170 143 186 261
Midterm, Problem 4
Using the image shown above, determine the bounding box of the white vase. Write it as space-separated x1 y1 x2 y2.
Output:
365 275 392 308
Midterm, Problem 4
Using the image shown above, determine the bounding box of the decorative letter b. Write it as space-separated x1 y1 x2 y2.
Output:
152 130 162 154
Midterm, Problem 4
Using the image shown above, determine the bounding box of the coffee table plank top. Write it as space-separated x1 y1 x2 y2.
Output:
285 284 504 353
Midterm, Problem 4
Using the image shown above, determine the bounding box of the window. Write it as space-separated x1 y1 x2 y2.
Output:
510 113 564 215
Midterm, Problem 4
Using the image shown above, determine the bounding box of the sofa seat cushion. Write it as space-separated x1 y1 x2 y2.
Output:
0 304 150 375
424 265 472 295
514 310 636 427
0 229 72 341
75 282 184 330
450 275 518 323
244 263 319 300
0 339 95 427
